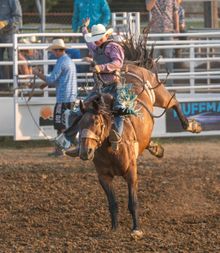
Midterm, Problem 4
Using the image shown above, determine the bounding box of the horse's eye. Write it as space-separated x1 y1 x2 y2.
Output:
94 119 99 125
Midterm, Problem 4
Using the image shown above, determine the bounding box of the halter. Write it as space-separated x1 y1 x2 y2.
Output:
80 113 106 147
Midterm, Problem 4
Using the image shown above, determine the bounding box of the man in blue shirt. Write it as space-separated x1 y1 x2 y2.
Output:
33 39 77 157
72 0 111 32
48 48 82 73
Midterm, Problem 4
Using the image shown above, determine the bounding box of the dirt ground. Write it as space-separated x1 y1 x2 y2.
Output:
0 137 219 253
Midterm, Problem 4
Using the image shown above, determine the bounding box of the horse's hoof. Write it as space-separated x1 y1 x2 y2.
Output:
130 229 144 240
186 119 202 133
147 141 164 158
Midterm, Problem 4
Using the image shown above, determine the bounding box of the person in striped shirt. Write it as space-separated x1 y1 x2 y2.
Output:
145 0 179 80
33 38 77 157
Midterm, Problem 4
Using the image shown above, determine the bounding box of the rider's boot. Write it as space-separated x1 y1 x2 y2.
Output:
109 129 122 152
109 115 123 152
55 132 72 150
147 140 164 158
65 146 79 157
64 110 82 132
54 110 82 157
55 132 80 158
48 146 65 157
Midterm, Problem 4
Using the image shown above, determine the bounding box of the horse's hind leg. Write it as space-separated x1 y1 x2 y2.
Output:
154 84 202 133
126 162 143 240
98 174 118 230
170 98 202 133
172 98 189 130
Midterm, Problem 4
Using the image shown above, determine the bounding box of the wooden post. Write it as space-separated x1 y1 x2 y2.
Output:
204 1 211 27
211 0 219 28
204 0 219 28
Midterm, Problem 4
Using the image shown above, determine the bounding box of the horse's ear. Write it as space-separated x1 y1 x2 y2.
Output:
92 100 99 112
79 100 86 114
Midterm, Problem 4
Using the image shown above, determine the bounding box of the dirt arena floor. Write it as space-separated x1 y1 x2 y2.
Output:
0 137 219 252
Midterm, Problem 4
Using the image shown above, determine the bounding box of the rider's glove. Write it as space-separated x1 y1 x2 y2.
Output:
90 64 101 73
0 20 8 30
80 17 90 31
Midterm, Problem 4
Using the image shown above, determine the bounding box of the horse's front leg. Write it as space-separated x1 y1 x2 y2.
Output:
98 174 118 230
126 161 143 240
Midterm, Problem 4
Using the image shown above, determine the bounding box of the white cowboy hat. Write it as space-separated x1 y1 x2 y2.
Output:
46 38 67 51
84 24 113 43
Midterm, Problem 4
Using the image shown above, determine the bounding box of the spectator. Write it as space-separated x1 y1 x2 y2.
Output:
18 50 32 75
72 0 111 74
33 39 77 157
177 0 186 33
18 38 35 76
48 48 81 73
145 0 179 77
72 0 111 33
175 0 186 58
0 0 22 89
18 37 43 87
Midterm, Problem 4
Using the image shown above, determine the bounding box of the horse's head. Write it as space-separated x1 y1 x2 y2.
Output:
78 94 112 161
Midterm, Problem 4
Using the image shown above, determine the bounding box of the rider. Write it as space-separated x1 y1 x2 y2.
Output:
82 18 134 150
56 18 134 154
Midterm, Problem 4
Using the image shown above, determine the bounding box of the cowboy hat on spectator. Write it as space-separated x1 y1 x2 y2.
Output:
46 39 68 51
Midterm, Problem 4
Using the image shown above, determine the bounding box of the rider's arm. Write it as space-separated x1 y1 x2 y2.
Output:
97 43 124 73
81 26 96 56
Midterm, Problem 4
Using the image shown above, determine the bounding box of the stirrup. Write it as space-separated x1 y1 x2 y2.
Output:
147 141 164 158
109 129 121 152
186 119 202 133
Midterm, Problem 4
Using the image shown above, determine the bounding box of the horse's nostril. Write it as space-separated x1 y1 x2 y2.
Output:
88 148 93 155
79 148 94 161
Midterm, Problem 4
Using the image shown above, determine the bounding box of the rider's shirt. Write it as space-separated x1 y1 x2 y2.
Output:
82 26 124 84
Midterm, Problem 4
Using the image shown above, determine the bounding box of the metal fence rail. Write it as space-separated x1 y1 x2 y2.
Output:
0 31 219 94
0 31 219 139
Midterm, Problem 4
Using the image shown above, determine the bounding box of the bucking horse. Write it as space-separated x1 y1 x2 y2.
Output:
62 30 202 239
69 61 201 240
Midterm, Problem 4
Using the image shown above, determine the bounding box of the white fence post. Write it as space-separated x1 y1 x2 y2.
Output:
111 12 140 36
189 45 195 94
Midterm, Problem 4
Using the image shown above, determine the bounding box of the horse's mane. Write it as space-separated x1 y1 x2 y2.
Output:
80 93 113 116
118 27 169 84
119 27 156 71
